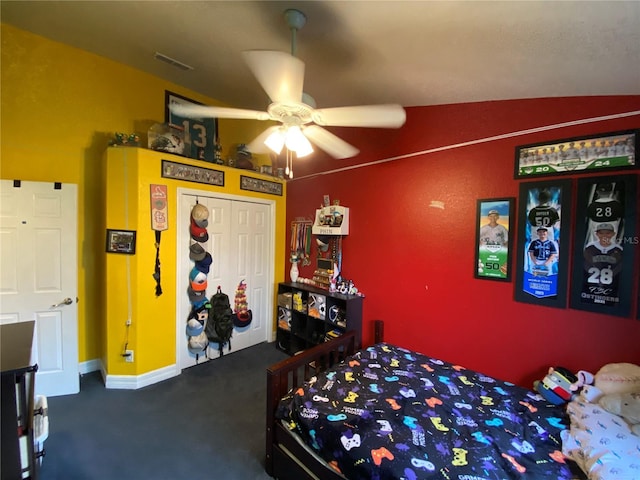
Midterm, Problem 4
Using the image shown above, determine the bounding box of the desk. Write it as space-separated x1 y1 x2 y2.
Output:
1 321 38 480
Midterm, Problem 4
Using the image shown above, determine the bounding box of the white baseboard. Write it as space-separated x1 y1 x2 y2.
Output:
79 358 180 390
104 364 180 390
79 358 101 375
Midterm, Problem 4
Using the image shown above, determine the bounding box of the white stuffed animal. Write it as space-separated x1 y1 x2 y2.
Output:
599 392 640 436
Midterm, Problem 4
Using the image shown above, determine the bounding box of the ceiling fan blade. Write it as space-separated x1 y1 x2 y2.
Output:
242 50 305 103
247 126 281 154
312 104 406 128
304 125 359 159
169 103 270 121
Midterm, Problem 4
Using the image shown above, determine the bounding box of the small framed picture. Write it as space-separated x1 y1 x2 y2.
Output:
514 129 638 179
106 229 137 254
474 198 515 281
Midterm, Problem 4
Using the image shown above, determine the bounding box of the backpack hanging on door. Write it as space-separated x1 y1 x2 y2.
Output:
205 286 233 356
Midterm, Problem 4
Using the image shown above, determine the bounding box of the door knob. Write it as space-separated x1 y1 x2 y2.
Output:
51 297 73 308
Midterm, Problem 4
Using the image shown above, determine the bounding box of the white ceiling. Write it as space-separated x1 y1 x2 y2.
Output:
2 1 639 112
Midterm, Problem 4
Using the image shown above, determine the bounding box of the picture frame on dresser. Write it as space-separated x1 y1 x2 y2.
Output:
569 174 637 317
514 180 571 308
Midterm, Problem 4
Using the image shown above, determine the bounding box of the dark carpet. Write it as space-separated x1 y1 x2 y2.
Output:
39 341 288 480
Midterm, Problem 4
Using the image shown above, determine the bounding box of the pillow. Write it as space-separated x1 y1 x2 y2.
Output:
594 363 640 395
562 398 640 480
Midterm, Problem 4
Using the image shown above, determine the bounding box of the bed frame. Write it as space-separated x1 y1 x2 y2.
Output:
265 330 358 480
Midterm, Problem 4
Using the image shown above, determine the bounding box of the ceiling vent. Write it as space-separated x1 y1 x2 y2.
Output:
153 52 194 71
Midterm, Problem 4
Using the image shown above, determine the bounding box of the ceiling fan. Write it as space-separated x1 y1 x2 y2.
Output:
169 9 406 176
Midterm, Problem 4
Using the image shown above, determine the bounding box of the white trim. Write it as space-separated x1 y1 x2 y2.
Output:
79 358 101 375
104 364 179 390
292 110 640 181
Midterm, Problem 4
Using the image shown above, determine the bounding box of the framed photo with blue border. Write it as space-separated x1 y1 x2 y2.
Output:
165 91 218 162
515 180 572 308
514 129 638 179
474 198 514 281
569 174 637 317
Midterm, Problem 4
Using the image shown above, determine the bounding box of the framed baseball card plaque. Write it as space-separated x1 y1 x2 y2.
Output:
569 174 637 317
515 180 572 308
514 129 638 179
474 198 514 281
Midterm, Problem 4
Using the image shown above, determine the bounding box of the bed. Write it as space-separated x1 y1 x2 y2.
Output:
266 330 587 479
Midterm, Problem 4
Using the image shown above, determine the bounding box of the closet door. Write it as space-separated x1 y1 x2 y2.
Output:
177 192 272 371
228 200 270 352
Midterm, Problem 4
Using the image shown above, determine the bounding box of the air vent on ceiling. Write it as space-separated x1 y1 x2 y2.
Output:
153 52 194 71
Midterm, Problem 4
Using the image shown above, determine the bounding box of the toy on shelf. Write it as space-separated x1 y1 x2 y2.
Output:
109 132 140 146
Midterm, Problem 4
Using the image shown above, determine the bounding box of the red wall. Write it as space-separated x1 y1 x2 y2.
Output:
285 96 640 388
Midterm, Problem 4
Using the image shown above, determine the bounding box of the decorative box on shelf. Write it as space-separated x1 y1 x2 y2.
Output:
312 206 349 235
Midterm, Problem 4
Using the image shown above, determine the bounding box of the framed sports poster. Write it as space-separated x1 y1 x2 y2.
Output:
569 174 637 317
474 198 514 281
165 91 217 162
514 129 638 179
515 180 572 308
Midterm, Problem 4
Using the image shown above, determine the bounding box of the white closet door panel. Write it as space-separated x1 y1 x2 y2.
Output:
178 192 272 370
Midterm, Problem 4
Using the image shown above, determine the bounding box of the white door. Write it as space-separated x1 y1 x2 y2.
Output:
0 180 79 397
177 190 272 370
229 200 270 349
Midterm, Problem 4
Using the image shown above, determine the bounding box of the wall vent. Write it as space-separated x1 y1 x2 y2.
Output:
153 52 194 71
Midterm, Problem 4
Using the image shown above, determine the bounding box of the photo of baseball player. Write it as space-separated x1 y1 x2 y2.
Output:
521 186 563 298
479 209 508 247
579 180 627 307
476 200 512 280
528 227 557 276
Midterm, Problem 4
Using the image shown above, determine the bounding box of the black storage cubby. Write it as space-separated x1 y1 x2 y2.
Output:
275 282 363 355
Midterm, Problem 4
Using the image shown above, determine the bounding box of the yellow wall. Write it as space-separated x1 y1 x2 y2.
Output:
105 147 286 375
1 24 286 368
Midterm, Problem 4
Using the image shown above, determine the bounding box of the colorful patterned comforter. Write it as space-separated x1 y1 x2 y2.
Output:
276 343 575 480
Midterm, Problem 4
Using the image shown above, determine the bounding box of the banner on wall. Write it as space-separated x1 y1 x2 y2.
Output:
570 174 637 317
474 198 514 282
515 180 572 308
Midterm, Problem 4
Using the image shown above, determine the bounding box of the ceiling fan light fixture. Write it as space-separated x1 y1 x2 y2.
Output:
264 128 286 154
285 126 313 157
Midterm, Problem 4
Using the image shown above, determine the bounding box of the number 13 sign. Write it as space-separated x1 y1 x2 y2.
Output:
165 91 218 162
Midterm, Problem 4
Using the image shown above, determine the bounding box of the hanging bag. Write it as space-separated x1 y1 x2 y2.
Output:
205 286 233 356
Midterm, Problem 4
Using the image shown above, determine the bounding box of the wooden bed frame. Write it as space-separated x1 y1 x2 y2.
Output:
265 330 358 480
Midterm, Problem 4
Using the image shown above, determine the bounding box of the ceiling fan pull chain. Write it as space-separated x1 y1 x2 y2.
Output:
289 150 294 178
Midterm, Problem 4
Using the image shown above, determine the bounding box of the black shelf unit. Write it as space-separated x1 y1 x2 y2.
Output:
275 282 363 355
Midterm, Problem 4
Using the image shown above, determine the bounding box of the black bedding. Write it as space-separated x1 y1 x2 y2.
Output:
276 343 576 479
